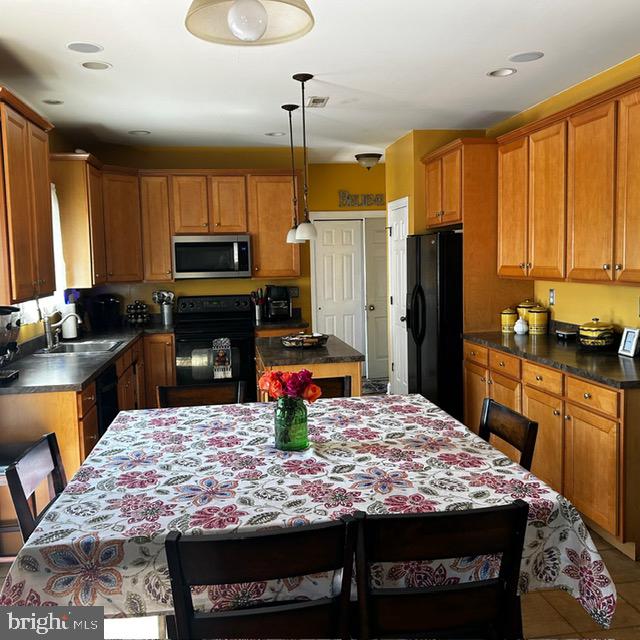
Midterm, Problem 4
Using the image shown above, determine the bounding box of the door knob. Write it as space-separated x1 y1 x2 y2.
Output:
368 305 375 311
400 316 407 322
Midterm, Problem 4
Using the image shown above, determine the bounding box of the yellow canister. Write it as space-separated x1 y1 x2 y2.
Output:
516 298 536 322
528 306 548 335
501 307 518 334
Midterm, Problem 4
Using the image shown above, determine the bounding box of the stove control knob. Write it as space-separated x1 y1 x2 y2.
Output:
179 302 187 310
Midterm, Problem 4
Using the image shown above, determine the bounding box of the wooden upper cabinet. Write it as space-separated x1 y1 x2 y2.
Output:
27 123 55 297
248 175 300 278
209 176 247 232
87 165 107 284
567 101 616 281
140 176 173 281
103 172 143 282
497 137 528 277
1 104 37 302
171 175 209 233
440 148 462 225
425 158 442 227
616 89 640 283
528 122 567 280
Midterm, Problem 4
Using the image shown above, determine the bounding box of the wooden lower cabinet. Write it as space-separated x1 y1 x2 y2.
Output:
488 372 522 463
463 361 488 434
522 386 564 493
564 403 619 535
144 333 176 407
117 365 137 410
79 403 99 461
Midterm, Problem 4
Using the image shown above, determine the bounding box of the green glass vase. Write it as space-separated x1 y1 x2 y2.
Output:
274 397 309 451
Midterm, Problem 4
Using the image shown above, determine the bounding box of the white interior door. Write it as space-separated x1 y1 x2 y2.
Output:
313 220 366 354
388 199 409 394
364 218 389 379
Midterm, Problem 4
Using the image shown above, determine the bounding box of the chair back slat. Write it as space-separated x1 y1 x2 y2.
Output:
170 520 348 585
479 398 539 470
362 504 525 562
156 381 245 408
166 516 356 640
356 501 529 640
5 433 67 540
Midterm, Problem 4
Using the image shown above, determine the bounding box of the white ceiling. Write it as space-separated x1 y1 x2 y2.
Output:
1 0 640 162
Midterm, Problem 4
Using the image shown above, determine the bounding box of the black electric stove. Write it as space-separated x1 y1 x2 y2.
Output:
174 295 255 401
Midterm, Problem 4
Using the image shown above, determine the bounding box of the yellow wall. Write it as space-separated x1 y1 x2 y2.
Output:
308 163 385 211
385 129 484 233
487 53 640 328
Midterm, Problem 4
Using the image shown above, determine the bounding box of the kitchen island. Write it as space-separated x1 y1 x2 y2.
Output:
255 335 365 398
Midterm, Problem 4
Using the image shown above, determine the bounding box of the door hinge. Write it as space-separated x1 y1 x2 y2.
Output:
386 226 392 237
390 296 393 305
391 362 395 372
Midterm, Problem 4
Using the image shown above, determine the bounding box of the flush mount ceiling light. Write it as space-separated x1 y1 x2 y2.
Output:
67 42 104 53
509 51 544 63
185 0 314 46
487 67 517 78
128 130 151 136
82 61 112 70
355 153 382 171
265 131 286 137
43 99 64 105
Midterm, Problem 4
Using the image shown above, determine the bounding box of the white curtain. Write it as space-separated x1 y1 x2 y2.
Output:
17 184 67 323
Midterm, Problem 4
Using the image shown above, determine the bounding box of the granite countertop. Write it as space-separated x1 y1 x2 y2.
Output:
255 319 309 331
256 335 365 367
0 329 145 395
465 332 640 389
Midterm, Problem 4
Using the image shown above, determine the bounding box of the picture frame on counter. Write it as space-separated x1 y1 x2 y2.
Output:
618 328 640 357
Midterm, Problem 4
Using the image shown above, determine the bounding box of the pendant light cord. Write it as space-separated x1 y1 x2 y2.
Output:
287 108 298 227
300 80 310 223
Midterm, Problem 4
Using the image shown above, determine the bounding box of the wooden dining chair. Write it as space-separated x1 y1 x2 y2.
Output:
165 516 357 640
479 398 539 471
318 376 352 398
5 433 67 541
355 500 529 640
156 381 246 408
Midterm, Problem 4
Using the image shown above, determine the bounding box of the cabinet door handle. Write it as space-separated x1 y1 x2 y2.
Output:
215 222 221 227
603 263 611 270
166 270 172 275
86 395 95 403
202 223 208 227
583 392 592 400
487 379 493 385
526 263 532 269
519 263 526 269
166 342 171 346
470 350 476 356
615 264 623 271
480 377 486 383
565 415 572 421
95 273 100 278
254 266 259 272
536 375 543 381
108 272 113 276
553 409 561 416
499 361 505 367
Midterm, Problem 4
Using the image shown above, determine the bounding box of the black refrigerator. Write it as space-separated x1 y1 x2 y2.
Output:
406 230 463 420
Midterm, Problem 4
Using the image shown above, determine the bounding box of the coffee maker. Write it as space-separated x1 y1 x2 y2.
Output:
265 285 292 321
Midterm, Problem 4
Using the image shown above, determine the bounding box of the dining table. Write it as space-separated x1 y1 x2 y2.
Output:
0 394 616 628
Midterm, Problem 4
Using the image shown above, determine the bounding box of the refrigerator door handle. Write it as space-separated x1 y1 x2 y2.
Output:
407 285 418 338
415 284 427 346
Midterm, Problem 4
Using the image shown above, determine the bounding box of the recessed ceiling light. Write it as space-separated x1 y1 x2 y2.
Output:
82 61 112 70
509 51 544 63
487 67 517 78
128 130 151 136
265 132 286 137
67 42 103 54
42 99 64 105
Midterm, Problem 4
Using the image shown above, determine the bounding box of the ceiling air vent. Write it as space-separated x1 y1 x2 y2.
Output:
307 96 329 108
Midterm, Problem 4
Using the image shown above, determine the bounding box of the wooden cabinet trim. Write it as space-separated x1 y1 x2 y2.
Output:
420 137 496 164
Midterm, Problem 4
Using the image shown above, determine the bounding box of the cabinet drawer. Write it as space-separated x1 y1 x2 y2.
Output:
77 382 97 418
489 350 521 379
463 342 488 367
567 376 619 418
522 362 563 395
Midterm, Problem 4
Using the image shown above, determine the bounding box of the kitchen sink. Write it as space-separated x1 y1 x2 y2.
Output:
34 340 123 356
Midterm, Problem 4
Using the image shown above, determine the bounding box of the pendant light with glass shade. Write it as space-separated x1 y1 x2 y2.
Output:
185 0 314 46
282 104 304 244
293 73 317 242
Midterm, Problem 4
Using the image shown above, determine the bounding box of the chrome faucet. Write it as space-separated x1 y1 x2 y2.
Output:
43 313 83 351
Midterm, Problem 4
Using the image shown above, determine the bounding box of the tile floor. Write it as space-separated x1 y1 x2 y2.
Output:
523 530 640 639
0 528 637 639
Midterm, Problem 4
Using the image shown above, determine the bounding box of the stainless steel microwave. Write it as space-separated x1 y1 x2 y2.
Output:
172 235 252 279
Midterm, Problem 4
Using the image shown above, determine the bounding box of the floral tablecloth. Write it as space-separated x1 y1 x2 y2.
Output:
1 395 616 626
